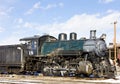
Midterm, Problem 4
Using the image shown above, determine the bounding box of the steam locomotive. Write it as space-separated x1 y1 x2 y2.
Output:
20 30 116 78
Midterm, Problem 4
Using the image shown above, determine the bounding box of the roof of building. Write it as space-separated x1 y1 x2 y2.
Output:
108 43 120 49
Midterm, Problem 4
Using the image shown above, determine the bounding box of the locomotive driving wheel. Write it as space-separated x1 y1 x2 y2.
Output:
51 63 61 76
42 64 53 76
68 64 77 76
61 61 69 76
42 63 61 76
96 65 104 78
93 62 106 78
94 59 114 78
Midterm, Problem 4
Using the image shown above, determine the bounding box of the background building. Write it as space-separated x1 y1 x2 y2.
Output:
108 43 120 60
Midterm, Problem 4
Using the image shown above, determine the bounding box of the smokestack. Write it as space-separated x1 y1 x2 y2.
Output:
90 30 96 39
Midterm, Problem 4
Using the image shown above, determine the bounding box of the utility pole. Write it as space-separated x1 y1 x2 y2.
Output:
114 21 117 65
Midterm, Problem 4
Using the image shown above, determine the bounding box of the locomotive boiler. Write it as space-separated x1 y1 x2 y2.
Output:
21 30 116 78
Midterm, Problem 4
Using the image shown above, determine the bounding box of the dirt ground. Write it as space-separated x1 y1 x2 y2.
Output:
0 74 120 84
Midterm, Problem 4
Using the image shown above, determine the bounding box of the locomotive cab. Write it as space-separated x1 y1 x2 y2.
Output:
20 35 57 56
20 35 40 56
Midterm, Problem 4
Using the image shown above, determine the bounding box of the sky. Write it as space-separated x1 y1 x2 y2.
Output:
0 0 120 45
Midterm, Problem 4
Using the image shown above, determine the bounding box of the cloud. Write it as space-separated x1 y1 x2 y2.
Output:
25 1 40 15
22 11 120 44
14 18 23 24
0 26 5 32
0 29 26 45
1 10 120 45
99 0 114 4
42 2 64 10
6 7 14 13
17 18 23 24
0 36 20 45
23 22 34 28
25 2 64 15
33 1 41 9
58 2 64 7
25 1 41 15
0 0 18 4
0 7 14 18
0 10 7 16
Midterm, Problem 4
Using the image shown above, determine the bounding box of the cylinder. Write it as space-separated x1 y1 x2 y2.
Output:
70 32 77 40
78 61 93 75
58 33 67 41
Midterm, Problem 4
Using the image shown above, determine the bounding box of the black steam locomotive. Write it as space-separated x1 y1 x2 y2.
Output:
20 30 115 78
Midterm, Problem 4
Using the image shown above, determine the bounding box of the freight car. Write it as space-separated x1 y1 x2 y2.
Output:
20 30 116 78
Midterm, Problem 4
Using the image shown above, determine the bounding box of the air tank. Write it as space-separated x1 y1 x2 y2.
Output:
58 33 67 41
70 32 77 40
